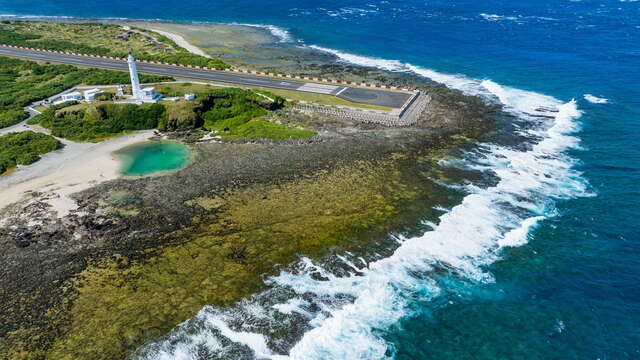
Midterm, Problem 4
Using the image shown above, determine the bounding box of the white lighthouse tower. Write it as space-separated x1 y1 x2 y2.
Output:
127 51 142 99
126 51 160 102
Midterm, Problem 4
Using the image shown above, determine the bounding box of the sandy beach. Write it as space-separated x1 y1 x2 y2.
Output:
145 27 212 58
0 130 154 217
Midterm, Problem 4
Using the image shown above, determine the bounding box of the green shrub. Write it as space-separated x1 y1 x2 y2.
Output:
197 88 314 140
158 101 203 131
93 92 114 101
31 103 165 141
0 109 28 128
224 119 316 140
0 29 110 55
136 53 229 69
0 131 61 174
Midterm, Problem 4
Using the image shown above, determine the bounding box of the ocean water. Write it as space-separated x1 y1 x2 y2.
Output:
116 141 190 175
2 1 638 359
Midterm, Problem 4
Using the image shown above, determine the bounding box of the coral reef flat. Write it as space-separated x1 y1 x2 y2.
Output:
0 19 495 360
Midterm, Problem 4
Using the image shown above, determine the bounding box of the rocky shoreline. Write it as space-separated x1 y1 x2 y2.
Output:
0 21 498 359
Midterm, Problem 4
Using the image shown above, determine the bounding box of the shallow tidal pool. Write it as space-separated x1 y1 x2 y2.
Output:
116 141 190 176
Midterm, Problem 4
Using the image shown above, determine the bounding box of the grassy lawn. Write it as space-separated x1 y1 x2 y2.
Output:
256 87 394 110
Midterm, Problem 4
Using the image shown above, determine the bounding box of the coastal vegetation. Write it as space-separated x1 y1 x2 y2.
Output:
30 88 315 141
196 88 314 140
0 131 61 175
30 102 165 142
0 56 172 129
0 21 229 69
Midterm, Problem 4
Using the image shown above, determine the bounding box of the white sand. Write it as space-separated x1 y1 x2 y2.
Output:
0 130 154 217
147 28 212 58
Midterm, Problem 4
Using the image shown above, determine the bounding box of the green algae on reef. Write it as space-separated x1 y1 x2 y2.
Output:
42 158 423 360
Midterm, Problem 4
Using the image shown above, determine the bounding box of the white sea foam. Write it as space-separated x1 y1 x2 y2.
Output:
135 45 590 360
499 216 545 247
583 94 609 104
480 13 505 21
0 13 130 21
307 45 482 96
235 23 294 43
478 13 558 23
272 85 588 360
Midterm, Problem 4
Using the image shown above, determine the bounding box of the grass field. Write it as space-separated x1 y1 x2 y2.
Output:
4 22 171 56
0 21 229 68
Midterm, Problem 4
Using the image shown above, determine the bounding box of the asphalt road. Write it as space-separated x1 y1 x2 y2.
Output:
0 47 411 108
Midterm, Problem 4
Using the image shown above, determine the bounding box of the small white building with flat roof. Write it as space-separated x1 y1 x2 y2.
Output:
84 88 103 102
140 86 162 101
60 91 83 102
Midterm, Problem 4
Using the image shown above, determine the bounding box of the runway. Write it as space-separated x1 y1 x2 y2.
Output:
0 47 411 108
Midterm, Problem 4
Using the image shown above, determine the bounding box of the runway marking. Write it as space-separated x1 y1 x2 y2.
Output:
335 87 349 96
296 83 340 94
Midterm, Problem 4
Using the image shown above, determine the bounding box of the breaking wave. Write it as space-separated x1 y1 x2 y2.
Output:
0 13 131 22
132 46 591 360
583 94 609 104
236 23 294 43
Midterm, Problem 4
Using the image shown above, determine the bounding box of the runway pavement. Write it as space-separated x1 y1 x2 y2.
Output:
0 47 411 108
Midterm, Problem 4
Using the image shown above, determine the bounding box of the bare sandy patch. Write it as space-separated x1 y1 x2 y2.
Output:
146 28 212 58
0 130 154 217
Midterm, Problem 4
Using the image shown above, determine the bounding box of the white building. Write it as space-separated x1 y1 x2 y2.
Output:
60 91 83 102
84 88 103 102
140 86 160 101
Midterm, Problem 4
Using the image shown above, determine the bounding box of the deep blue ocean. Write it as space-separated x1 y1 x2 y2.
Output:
2 1 638 359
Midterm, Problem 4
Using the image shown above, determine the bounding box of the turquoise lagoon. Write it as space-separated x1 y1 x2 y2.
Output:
116 141 190 176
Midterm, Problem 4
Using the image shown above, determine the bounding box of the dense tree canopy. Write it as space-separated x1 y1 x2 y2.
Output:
31 102 165 142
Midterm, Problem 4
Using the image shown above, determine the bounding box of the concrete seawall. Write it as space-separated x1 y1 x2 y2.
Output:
295 92 431 127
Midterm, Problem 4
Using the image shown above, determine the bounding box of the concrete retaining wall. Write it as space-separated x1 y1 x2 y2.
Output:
294 92 431 127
